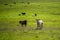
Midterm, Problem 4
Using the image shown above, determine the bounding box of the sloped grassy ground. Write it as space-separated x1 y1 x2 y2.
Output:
0 2 60 40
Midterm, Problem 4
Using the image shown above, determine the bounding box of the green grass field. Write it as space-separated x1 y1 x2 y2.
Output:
0 1 60 40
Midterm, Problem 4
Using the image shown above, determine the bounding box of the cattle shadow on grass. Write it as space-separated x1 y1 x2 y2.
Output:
4 4 8 5
0 27 17 32
0 26 60 33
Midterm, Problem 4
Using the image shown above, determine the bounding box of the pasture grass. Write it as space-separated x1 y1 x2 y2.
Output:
0 2 60 40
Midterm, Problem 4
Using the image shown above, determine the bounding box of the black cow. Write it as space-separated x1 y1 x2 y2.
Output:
4 4 8 5
35 14 37 16
13 2 16 4
19 20 27 27
22 12 26 15
18 14 21 16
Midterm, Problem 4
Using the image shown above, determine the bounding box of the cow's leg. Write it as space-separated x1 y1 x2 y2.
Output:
36 24 40 30
25 22 27 27
25 24 27 27
21 24 24 27
40 23 43 29
37 24 43 30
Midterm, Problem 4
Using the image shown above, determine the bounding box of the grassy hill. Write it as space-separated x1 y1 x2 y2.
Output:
0 0 60 4
0 0 60 40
